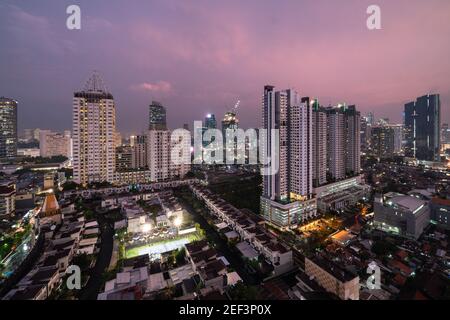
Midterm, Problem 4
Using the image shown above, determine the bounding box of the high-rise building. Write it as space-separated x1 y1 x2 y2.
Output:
260 86 317 229
147 130 170 181
115 145 133 171
147 104 190 182
221 111 238 134
326 107 345 181
149 101 167 130
202 114 217 149
326 105 361 180
367 112 375 126
312 101 327 187
360 116 370 153
388 124 404 154
131 134 148 169
222 111 239 163
404 94 441 161
114 131 123 148
371 126 395 159
0 183 16 219
23 128 40 142
344 105 361 176
39 130 71 158
0 97 18 159
73 72 116 185
204 114 217 129
441 123 450 144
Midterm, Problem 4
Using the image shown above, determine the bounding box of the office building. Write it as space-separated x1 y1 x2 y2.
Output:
371 126 395 159
204 114 217 129
373 192 430 239
430 197 450 229
441 123 450 144
389 124 404 154
404 94 441 161
72 72 116 185
149 101 167 130
360 116 370 152
366 112 375 126
0 97 18 159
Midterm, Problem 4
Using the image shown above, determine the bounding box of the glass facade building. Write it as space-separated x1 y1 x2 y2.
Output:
0 97 18 159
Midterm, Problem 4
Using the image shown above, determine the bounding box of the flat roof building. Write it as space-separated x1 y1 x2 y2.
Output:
374 192 430 239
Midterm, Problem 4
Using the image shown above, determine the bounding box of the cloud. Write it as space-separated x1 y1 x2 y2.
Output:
0 4 76 57
130 81 173 93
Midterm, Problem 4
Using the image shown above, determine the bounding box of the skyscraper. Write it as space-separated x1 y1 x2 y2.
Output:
0 97 18 159
147 103 190 181
260 86 317 229
404 94 441 161
221 111 239 139
73 72 116 185
202 114 217 149
326 107 345 181
326 104 361 180
131 135 148 169
222 111 239 163
312 101 327 187
371 126 395 159
147 130 171 181
360 116 370 153
344 105 361 176
204 114 217 129
367 112 375 126
149 101 167 130
442 123 450 145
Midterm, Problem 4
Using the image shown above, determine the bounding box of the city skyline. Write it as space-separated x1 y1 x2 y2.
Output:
1 1 450 304
1 0 449 135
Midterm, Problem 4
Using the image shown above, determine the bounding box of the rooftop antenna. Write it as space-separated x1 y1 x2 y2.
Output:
83 70 109 93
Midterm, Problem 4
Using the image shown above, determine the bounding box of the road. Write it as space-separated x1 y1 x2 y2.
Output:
79 211 114 300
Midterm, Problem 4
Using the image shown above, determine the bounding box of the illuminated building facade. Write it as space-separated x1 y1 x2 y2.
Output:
73 72 116 185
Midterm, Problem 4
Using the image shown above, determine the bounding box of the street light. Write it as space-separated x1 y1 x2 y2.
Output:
142 223 152 233
174 217 182 228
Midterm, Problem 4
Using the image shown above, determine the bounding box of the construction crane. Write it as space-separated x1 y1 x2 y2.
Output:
232 100 240 114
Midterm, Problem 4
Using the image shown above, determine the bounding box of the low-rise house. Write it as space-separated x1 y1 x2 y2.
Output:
305 256 360 300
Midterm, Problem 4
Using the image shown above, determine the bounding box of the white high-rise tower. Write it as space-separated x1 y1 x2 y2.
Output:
260 86 317 230
73 72 116 185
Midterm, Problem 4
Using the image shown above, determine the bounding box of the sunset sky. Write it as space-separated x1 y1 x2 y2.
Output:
1 0 449 135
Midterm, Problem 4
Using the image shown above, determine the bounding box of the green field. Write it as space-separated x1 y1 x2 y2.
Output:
125 233 201 260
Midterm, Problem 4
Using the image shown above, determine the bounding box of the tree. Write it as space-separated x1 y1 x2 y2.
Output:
62 181 80 191
175 247 186 265
371 240 396 256
228 282 260 300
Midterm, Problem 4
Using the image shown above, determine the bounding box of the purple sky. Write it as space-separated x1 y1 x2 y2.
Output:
1 0 449 136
